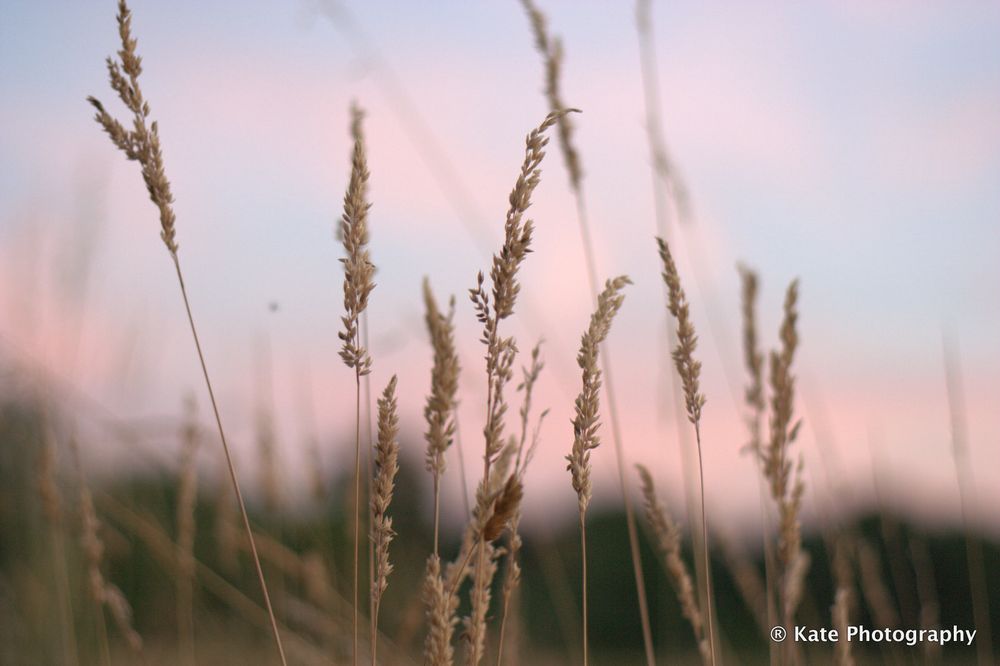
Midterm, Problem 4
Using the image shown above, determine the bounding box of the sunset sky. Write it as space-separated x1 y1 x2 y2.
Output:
2 1 998 537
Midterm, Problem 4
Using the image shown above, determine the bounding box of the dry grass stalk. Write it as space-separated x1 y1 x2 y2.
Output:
738 267 765 454
95 492 332 666
657 237 717 664
176 395 200 666
302 551 334 612
462 110 567 666
423 278 460 556
496 344 548 666
856 538 899 630
86 3 286 662
521 12 657 660
337 101 376 666
256 403 282 515
370 376 399 665
760 279 809 637
635 0 692 226
36 425 80 666
831 588 854 666
422 554 458 666
908 535 942 664
514 341 545 475
943 337 993 666
636 465 711 664
738 265 780 648
717 532 768 635
566 276 631 666
520 0 582 191
213 453 239 575
566 277 630 512
72 439 143 662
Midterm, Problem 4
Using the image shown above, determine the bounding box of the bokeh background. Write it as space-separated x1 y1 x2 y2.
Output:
2 1 999 663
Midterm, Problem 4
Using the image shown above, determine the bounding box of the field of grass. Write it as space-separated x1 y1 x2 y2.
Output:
1 1 998 665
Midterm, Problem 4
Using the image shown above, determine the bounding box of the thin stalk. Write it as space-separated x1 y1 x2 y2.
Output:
353 367 362 666
454 419 471 520
943 337 992 666
371 531 379 666
495 592 513 666
574 191 656 666
170 252 287 666
433 475 442 558
470 354 497 666
50 528 80 666
93 592 112 666
362 312 375 636
472 459 491 666
694 423 718 665
579 510 589 666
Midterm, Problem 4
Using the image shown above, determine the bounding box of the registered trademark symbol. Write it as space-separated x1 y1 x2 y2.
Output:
771 626 787 642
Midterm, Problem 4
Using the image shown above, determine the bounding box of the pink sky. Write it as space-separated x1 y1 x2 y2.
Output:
2 0 999 537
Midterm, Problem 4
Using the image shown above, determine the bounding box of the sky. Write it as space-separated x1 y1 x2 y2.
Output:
1 0 999 538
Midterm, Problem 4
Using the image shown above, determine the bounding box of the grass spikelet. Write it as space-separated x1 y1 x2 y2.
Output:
636 465 711 665
761 279 809 636
337 101 377 666
566 276 631 514
370 375 399 664
422 553 457 666
656 237 716 664
483 474 524 543
519 0 582 190
738 265 765 455
566 275 630 666
87 3 285 662
497 342 547 665
423 278 460 555
339 103 375 376
462 110 568 666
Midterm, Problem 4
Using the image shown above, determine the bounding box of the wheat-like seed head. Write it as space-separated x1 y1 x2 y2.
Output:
88 0 176 254
483 474 524 543
520 0 582 191
372 375 400 605
764 280 801 502
657 238 705 425
338 102 375 375
515 341 545 474
763 280 804 575
468 110 573 468
462 541 501 666
566 276 631 514
422 554 457 666
471 108 577 324
636 465 710 664
423 278 460 478
738 265 766 460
